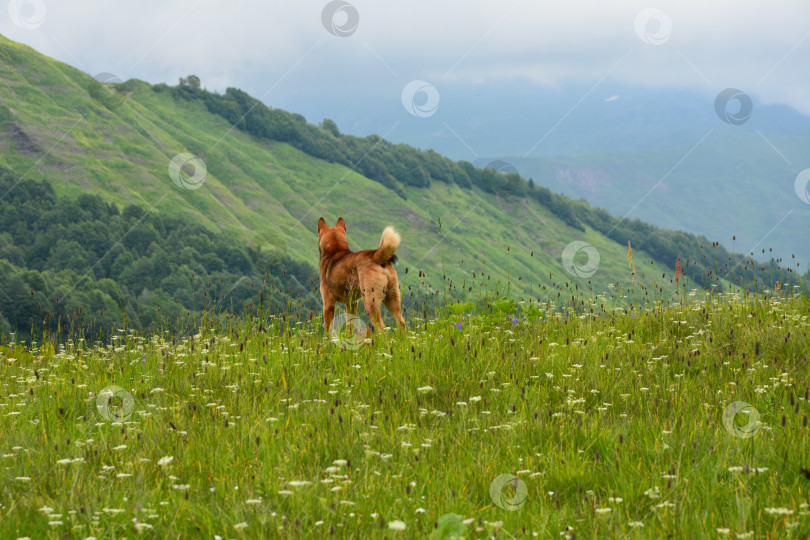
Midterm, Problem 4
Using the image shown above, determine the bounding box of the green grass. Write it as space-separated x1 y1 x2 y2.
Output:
1 287 808 539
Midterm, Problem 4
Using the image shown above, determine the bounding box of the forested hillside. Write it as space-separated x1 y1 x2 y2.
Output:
0 169 315 336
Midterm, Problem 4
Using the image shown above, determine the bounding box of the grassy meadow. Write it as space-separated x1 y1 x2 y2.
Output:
3 22 810 540
1 282 809 539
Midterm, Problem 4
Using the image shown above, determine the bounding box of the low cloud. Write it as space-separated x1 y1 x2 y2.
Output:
1 0 808 114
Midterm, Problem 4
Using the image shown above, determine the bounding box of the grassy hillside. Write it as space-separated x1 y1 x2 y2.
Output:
0 37 648 288
1 289 807 538
0 33 804 340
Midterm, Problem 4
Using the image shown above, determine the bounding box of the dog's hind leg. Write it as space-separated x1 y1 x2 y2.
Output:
383 289 406 330
363 294 385 335
382 265 406 330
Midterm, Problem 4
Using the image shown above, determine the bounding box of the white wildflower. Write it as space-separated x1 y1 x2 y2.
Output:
288 480 313 487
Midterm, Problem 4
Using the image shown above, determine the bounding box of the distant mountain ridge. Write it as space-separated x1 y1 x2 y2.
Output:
277 80 810 158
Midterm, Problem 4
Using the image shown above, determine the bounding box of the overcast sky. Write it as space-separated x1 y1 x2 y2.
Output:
2 0 809 117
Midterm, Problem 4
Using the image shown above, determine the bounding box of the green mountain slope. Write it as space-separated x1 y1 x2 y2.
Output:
0 34 803 337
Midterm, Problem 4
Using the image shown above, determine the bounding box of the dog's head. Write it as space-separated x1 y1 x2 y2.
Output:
317 217 350 259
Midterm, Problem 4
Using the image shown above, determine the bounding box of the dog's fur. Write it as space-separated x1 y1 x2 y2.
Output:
317 217 406 335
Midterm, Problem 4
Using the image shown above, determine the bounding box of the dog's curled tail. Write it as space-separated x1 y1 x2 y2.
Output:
373 226 401 265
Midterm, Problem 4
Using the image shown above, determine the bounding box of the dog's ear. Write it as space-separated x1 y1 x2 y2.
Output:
317 217 326 234
336 217 346 231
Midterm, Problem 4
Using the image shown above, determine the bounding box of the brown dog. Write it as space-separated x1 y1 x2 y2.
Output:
317 217 406 336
